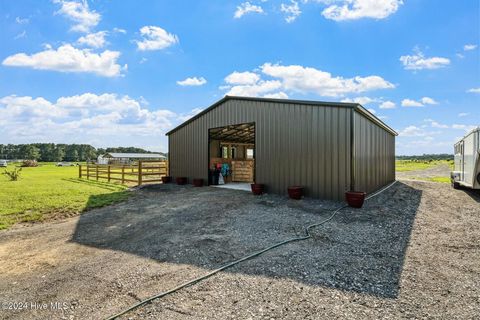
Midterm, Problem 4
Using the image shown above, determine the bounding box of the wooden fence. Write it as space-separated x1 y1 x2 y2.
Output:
79 160 168 185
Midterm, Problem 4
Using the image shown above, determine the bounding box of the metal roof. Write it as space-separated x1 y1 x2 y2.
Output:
104 153 166 159
166 95 398 136
209 122 255 143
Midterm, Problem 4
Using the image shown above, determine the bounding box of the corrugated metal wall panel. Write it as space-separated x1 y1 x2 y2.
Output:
353 111 395 194
168 99 396 200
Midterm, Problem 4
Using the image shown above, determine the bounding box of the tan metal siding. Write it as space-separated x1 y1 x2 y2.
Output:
353 111 395 194
168 99 352 200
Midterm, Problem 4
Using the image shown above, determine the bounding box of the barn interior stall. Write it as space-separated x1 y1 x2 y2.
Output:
208 123 255 188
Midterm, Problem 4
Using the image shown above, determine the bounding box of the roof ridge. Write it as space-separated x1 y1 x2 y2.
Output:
166 96 397 136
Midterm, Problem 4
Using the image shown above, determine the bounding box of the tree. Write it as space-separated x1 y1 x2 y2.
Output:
36 143 55 162
0 143 165 161
66 149 79 162
85 148 97 161
0 144 5 159
20 145 40 160
52 147 65 162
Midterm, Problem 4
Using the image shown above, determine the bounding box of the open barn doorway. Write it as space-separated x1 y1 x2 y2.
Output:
208 122 255 190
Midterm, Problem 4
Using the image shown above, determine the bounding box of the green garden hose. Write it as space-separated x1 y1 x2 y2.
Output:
106 181 397 320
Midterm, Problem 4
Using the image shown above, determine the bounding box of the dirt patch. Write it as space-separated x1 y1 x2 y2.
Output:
0 181 479 319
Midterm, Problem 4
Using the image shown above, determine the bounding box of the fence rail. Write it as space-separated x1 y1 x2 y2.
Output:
79 160 168 185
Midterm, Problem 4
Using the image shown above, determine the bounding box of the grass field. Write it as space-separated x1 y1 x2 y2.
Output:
0 163 129 230
395 159 454 172
409 176 451 183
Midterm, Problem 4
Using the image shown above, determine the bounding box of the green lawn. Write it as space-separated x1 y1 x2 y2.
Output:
409 176 451 183
395 159 454 172
0 163 129 230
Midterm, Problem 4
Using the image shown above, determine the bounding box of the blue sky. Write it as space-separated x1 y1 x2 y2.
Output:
0 0 478 154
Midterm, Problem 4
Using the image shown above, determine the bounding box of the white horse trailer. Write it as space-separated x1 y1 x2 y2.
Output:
451 127 480 189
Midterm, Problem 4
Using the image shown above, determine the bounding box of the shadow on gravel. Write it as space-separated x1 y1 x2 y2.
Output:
462 189 480 203
71 182 421 299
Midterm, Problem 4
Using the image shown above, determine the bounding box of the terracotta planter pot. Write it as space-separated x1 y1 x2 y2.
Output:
288 186 304 200
193 178 204 187
345 191 366 208
176 177 187 185
250 183 264 195
161 176 172 184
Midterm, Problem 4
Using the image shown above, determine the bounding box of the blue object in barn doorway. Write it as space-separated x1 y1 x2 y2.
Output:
221 163 230 177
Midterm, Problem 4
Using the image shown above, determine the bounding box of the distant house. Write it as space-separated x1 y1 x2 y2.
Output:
97 155 109 165
100 153 166 165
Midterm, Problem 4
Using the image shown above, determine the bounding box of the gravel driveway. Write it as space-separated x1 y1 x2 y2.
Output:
0 181 478 319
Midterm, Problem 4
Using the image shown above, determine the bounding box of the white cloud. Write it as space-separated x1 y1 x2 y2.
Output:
178 108 204 121
225 71 260 85
464 44 477 51
398 125 442 138
2 44 124 77
222 64 394 100
261 63 394 97
400 49 450 70
341 96 377 105
234 2 264 18
0 93 181 151
367 108 376 114
396 137 453 154
431 122 448 129
222 63 394 98
401 99 423 107
56 93 141 113
113 27 126 34
399 125 426 137
0 95 66 119
281 1 302 23
136 26 179 51
379 100 396 109
14 30 27 40
77 31 107 48
467 88 480 94
226 80 283 97
420 97 437 105
401 97 437 107
424 119 448 129
15 17 29 24
458 112 469 117
263 92 289 99
54 0 101 33
452 124 477 132
177 77 207 86
319 0 403 21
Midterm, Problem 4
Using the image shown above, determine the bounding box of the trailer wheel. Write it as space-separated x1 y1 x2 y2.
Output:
452 181 460 189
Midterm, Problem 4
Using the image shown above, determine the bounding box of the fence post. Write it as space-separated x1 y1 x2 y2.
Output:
138 161 143 185
121 166 125 184
96 165 99 181
79 165 82 178
107 165 111 183
86 165 90 180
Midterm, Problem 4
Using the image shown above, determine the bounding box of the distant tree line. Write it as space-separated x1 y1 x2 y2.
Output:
0 144 163 162
396 154 453 161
